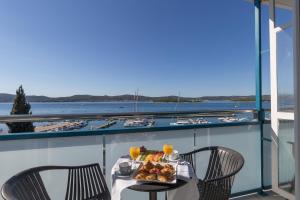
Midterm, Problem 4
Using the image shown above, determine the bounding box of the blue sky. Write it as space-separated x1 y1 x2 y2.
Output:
0 0 271 97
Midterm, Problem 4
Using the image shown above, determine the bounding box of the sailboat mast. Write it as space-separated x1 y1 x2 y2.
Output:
133 91 136 112
175 91 180 111
136 89 139 112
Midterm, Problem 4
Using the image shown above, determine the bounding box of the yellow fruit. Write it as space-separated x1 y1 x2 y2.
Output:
145 155 153 162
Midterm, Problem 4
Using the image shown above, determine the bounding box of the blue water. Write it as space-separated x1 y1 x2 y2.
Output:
0 101 271 133
0 101 270 115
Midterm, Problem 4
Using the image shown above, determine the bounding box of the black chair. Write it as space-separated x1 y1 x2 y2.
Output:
1 163 111 200
180 146 244 200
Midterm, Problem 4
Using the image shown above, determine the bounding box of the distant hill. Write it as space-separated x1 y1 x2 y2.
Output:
0 93 271 103
199 95 271 102
0 93 14 102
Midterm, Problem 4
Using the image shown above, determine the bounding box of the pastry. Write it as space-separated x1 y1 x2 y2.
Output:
144 161 154 171
135 173 146 180
157 175 168 182
154 164 164 170
145 174 157 181
160 167 173 175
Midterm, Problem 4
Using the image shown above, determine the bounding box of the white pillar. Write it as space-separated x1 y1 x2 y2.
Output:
294 0 300 199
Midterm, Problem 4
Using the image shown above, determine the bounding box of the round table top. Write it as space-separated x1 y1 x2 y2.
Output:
128 179 188 193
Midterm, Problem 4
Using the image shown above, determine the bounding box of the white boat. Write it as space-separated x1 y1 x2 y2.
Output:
147 120 155 127
218 117 239 123
194 118 211 124
170 118 211 126
170 118 194 126
124 118 154 127
123 90 156 128
238 117 248 122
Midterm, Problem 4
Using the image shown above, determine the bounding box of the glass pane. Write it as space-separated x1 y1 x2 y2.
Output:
261 4 271 110
106 125 262 199
275 0 293 27
0 135 103 199
106 129 195 200
263 139 272 187
263 123 272 188
195 125 261 193
277 26 294 112
278 120 295 194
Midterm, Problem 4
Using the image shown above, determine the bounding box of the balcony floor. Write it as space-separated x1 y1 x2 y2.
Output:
233 191 286 200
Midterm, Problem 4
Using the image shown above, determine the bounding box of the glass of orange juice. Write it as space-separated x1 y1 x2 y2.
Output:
130 146 140 166
163 144 173 162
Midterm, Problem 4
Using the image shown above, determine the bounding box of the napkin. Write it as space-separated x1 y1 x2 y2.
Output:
176 164 193 180
167 164 200 200
111 157 138 200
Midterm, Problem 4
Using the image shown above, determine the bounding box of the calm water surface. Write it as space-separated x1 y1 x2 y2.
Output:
0 101 270 115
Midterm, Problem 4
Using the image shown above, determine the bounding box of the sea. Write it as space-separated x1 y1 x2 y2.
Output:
0 101 271 133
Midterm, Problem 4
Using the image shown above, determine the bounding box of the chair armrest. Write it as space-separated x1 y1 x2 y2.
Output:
180 146 218 157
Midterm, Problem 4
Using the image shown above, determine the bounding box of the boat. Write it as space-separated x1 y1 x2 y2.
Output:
194 118 210 124
238 117 248 122
124 119 147 127
147 120 155 127
170 118 211 126
123 89 156 128
170 118 194 126
124 118 153 127
218 117 239 123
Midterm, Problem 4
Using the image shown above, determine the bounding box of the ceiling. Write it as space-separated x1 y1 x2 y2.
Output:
249 0 293 9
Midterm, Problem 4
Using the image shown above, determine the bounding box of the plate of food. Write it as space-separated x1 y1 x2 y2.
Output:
132 161 177 184
136 146 165 162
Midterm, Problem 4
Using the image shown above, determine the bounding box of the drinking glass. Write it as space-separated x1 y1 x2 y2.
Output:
163 144 173 162
129 146 140 168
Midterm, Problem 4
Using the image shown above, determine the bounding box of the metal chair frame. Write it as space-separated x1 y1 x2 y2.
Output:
1 163 111 200
180 146 244 200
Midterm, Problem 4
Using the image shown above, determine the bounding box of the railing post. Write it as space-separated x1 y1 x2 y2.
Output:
293 0 300 199
255 0 265 194
102 134 106 176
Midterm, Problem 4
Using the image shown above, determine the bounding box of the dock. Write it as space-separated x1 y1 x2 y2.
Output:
95 120 117 129
35 121 87 132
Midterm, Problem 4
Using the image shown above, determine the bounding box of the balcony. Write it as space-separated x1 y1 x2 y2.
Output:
0 110 279 200
0 0 297 199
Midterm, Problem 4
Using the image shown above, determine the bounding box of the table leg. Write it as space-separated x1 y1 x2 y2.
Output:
149 192 157 200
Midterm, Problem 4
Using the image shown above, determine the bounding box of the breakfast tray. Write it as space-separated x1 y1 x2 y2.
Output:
132 162 178 184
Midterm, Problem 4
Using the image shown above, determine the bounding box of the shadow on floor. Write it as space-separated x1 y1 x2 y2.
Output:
232 191 287 200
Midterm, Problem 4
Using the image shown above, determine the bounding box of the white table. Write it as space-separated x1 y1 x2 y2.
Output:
111 156 199 200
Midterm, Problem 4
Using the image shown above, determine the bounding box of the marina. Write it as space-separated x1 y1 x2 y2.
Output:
34 114 252 132
0 101 269 133
1 114 258 133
